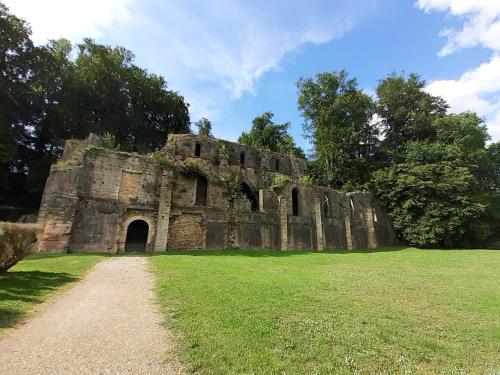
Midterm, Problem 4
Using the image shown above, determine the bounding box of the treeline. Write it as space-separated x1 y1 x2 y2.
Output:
232 70 499 247
296 71 499 247
0 3 190 217
2 3 499 247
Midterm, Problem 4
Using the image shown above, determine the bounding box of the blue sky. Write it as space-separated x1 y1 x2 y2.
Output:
6 0 500 152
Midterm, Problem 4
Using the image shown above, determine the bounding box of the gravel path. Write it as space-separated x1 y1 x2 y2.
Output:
0 256 181 374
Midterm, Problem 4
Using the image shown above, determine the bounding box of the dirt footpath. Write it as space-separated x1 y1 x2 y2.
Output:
0 256 181 374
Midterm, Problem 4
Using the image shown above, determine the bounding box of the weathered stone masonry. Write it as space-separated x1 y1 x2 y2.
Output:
37 134 398 253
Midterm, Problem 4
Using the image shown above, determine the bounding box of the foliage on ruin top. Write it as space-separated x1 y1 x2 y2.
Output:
219 171 241 197
180 159 204 178
149 151 173 169
270 175 290 195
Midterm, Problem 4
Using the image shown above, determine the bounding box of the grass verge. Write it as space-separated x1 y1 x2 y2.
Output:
0 253 107 335
150 247 500 374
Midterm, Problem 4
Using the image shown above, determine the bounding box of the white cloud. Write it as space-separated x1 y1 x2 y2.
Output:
488 110 500 141
426 56 500 115
416 0 500 141
139 0 373 99
3 0 377 131
3 0 133 44
416 0 500 56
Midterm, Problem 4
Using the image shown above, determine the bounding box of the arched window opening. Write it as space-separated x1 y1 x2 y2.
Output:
125 220 149 252
195 176 208 206
292 187 299 216
275 158 280 171
240 183 258 211
194 142 201 157
240 151 245 166
323 194 329 218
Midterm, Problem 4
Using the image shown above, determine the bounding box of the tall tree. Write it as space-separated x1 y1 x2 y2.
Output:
0 3 48 213
0 3 191 219
195 118 213 137
238 112 304 158
372 113 496 247
297 70 377 189
38 38 191 152
376 73 448 161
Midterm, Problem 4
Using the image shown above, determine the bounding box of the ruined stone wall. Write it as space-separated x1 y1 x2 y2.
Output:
37 134 398 253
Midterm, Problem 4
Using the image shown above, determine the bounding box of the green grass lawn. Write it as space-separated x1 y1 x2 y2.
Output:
150 248 500 374
0 253 106 334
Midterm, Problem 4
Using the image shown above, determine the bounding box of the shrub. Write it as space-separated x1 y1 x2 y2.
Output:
0 225 37 273
149 151 173 169
97 132 118 150
219 172 241 197
299 174 313 187
218 140 229 155
270 175 290 195
180 160 204 178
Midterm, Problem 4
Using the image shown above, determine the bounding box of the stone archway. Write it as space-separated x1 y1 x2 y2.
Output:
125 220 149 252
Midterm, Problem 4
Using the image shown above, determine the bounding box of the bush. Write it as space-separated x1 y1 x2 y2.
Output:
299 174 313 187
270 175 290 195
97 132 118 150
180 160 204 178
219 172 241 198
0 225 37 273
149 151 173 169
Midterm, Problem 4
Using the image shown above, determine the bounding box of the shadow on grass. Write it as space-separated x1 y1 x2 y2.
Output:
0 271 77 329
21 253 112 260
150 247 407 258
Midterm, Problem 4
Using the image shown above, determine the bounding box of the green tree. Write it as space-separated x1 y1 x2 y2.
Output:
38 38 191 152
238 112 304 158
376 73 448 161
195 118 213 137
0 3 191 219
0 3 45 163
372 113 495 247
0 3 47 212
297 70 377 189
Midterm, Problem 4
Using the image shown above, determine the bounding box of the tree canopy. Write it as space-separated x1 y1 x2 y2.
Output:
195 118 213 137
297 70 377 189
238 112 304 158
297 70 499 247
0 3 190 218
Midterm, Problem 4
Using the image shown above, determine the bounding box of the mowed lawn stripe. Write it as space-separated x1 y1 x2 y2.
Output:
150 248 500 374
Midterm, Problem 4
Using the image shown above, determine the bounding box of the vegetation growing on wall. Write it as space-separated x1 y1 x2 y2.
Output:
270 175 290 196
180 160 204 178
149 151 173 169
219 172 241 198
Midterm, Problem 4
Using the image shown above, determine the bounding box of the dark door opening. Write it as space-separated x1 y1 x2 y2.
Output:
240 182 258 211
125 220 149 252
292 187 299 216
195 176 208 206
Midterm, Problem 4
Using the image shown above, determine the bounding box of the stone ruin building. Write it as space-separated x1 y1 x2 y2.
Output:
37 133 398 253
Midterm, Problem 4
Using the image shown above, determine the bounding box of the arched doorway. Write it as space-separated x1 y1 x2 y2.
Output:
125 220 149 252
240 182 258 211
